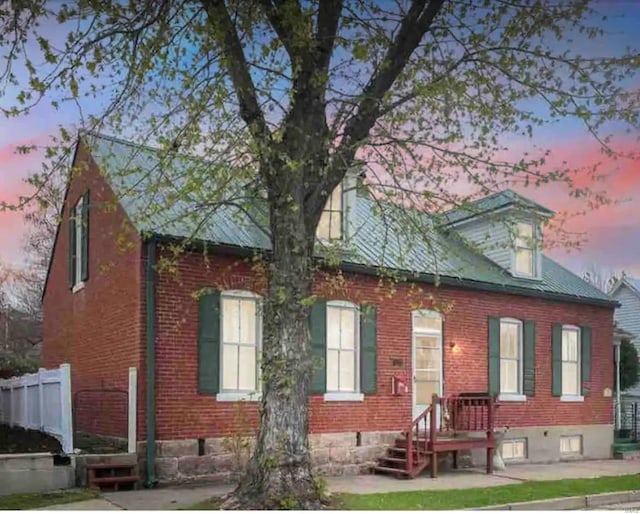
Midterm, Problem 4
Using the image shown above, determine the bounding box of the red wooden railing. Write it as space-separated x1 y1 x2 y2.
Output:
404 393 495 476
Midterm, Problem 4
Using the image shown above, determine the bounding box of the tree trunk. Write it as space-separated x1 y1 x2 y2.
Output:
223 185 325 509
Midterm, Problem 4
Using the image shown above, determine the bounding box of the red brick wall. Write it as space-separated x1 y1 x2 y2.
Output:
42 142 144 439
153 250 615 440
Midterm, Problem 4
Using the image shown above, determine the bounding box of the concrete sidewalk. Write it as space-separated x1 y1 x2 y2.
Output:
39 459 640 510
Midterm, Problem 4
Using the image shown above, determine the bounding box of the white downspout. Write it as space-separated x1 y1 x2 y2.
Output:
614 337 622 431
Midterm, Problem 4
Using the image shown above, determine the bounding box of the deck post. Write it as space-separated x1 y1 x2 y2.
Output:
430 394 438 478
486 396 494 474
406 430 413 474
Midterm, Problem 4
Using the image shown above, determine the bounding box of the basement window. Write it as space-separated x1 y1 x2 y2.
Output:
501 438 527 461
560 435 582 455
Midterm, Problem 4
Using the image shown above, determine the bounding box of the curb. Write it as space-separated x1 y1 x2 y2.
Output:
472 489 640 510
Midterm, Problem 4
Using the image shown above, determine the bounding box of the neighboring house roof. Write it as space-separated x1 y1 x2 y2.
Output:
443 189 556 225
81 132 615 307
610 276 640 298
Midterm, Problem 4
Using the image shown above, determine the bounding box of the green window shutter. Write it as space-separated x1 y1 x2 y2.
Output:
552 323 563 397
309 300 327 394
360 304 377 394
488 316 500 396
198 290 220 395
68 210 76 289
523 320 536 396
580 326 592 396
81 191 90 282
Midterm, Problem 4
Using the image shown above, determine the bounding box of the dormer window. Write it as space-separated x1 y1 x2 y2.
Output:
317 183 343 241
514 221 535 277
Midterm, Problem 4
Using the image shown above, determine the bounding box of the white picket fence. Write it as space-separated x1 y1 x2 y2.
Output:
0 364 73 454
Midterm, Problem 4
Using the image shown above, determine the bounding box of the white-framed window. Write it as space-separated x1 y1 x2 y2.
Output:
561 326 581 397
326 301 359 394
74 196 84 286
500 319 523 396
220 291 261 395
501 438 527 461
412 310 443 408
317 183 343 241
560 435 582 455
514 221 535 277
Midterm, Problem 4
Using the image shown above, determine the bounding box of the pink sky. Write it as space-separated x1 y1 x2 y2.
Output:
1 127 639 278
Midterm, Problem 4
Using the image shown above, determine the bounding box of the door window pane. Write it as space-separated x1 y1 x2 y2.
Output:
415 380 439 405
414 315 442 332
416 348 440 370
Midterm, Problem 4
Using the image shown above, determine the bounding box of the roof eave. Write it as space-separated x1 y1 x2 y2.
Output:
149 232 617 309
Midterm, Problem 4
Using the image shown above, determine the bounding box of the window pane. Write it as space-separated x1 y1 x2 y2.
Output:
500 322 519 358
326 349 339 391
562 362 579 395
223 299 240 343
339 351 355 392
222 344 238 390
330 184 342 210
317 211 330 240
502 442 514 460
414 314 442 332
416 348 440 370
415 370 440 382
517 222 533 242
500 359 519 393
415 335 439 349
340 308 355 350
329 212 342 239
415 380 439 405
515 249 534 275
239 299 256 344
238 346 256 390
326 307 341 349
514 441 525 458
562 330 578 361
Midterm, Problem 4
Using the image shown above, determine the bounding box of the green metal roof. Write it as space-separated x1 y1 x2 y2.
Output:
443 189 555 225
83 132 615 307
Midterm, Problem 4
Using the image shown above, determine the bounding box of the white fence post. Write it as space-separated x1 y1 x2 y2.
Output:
128 367 137 453
38 368 45 430
58 364 73 454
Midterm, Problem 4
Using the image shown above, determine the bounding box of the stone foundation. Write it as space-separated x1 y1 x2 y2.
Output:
142 431 396 482
470 424 614 466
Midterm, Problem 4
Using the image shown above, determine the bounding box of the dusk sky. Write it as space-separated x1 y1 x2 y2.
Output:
1 2 639 279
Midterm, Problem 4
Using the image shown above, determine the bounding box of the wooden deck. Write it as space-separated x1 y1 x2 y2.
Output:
373 394 496 479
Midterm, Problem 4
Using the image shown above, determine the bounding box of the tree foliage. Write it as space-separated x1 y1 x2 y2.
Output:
620 339 639 392
1 0 639 509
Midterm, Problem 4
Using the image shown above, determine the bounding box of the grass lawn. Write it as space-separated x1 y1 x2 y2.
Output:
0 488 100 510
336 474 640 510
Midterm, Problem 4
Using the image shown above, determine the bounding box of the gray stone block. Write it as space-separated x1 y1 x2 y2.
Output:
508 496 586 510
155 457 178 480
586 492 631 507
157 439 198 457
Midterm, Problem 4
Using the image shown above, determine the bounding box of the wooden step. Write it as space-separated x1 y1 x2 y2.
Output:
92 475 139 485
371 465 410 477
380 456 407 464
87 463 136 470
389 446 433 455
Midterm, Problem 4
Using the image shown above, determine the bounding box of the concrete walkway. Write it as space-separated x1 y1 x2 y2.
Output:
39 459 640 510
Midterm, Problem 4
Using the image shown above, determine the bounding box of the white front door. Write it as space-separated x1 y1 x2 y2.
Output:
412 311 443 423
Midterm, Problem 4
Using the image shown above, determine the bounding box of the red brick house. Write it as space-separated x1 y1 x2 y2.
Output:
43 132 617 483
